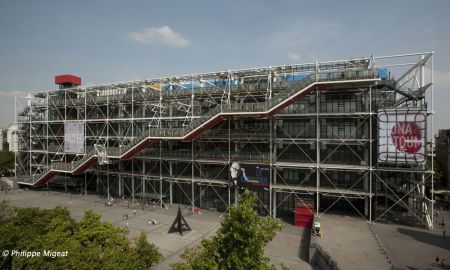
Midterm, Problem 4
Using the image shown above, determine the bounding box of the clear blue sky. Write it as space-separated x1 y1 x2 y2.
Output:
0 0 449 133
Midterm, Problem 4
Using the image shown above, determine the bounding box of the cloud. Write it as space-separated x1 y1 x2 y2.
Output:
0 90 28 97
287 52 301 61
128 26 191 48
265 21 344 62
267 22 343 50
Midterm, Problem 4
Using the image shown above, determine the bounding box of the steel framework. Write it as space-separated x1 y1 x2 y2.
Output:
14 52 434 227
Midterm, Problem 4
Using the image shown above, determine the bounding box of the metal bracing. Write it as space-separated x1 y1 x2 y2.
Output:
369 86 373 222
319 116 370 165
14 53 434 227
318 170 369 220
372 171 429 227
316 89 321 215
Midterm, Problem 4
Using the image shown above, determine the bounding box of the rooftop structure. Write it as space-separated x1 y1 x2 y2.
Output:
14 52 435 227
55 74 81 89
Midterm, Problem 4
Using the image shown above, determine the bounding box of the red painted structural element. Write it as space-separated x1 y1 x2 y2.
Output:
73 157 98 175
122 139 154 160
33 171 58 187
55 74 82 86
295 198 314 228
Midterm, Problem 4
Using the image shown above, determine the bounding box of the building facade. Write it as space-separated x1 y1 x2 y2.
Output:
0 128 6 151
7 123 18 153
14 53 434 227
436 129 450 188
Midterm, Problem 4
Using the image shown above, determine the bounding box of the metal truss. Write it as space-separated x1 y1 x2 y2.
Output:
14 52 434 227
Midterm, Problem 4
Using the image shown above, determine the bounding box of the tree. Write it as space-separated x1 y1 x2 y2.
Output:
0 151 14 174
0 206 162 270
134 232 163 268
171 189 283 270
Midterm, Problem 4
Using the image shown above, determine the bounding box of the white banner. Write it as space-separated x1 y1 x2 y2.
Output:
64 122 85 154
378 109 426 164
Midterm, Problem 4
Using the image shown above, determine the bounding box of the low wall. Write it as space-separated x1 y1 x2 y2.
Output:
309 242 340 270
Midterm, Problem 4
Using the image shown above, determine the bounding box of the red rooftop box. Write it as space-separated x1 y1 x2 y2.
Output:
55 74 81 85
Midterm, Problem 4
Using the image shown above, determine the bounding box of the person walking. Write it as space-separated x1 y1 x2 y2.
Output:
125 213 129 220
133 209 137 216
436 256 440 268
443 225 447 240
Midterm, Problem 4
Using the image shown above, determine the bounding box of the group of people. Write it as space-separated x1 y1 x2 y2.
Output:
102 196 164 229
434 208 448 269
122 210 138 220
105 198 114 207
123 218 158 229
148 218 158 226
435 256 447 269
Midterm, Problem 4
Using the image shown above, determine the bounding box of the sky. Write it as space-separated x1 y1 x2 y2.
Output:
0 0 449 134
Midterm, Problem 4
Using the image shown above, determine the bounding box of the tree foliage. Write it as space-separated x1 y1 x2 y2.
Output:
0 204 162 270
171 189 283 270
0 151 14 172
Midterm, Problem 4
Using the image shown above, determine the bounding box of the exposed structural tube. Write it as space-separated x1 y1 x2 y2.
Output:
18 70 381 187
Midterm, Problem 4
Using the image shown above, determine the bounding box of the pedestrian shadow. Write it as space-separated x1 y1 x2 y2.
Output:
397 227 450 250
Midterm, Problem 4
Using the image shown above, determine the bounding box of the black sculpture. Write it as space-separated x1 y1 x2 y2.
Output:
168 206 191 235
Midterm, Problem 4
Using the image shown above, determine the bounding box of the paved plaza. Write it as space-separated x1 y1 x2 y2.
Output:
2 183 448 270
0 187 313 269
313 213 450 270
313 214 392 270
373 213 450 270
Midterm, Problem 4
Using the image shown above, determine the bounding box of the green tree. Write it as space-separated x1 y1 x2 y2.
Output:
171 189 283 270
0 151 14 173
0 206 162 270
135 232 163 268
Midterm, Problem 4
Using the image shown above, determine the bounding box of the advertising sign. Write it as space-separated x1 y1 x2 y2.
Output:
230 162 269 188
378 109 426 164
64 122 85 154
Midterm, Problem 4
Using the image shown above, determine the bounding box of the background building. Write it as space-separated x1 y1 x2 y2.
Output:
0 128 6 151
0 124 18 152
436 129 450 188
14 53 434 227
7 123 18 153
